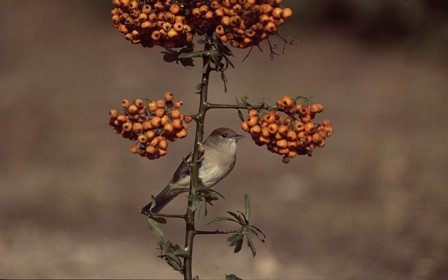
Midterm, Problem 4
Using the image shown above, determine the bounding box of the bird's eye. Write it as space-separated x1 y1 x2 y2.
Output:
221 133 227 138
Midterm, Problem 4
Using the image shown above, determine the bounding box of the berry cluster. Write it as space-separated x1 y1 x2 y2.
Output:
241 96 333 163
111 0 292 49
212 0 293 48
111 0 194 48
108 92 192 159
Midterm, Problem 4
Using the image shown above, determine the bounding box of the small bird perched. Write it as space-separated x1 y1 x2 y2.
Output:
141 127 244 214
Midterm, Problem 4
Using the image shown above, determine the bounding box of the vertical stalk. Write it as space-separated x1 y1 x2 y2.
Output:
183 39 213 280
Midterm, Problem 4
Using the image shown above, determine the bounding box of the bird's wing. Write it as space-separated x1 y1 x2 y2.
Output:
170 152 192 184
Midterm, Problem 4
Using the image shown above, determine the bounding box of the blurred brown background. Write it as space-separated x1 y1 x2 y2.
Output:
1 0 447 278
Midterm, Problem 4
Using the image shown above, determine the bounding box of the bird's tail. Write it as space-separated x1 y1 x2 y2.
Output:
141 184 185 214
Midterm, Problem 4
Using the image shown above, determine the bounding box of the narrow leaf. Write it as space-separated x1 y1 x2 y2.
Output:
146 217 164 238
247 237 257 257
226 274 242 280
195 83 203 94
244 194 251 221
227 233 243 247
208 216 238 225
233 238 243 253
227 211 246 225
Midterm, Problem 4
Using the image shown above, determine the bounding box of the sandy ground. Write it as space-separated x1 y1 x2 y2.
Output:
1 0 448 279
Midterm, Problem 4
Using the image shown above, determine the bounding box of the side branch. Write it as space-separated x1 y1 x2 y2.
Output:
195 230 240 235
205 102 272 110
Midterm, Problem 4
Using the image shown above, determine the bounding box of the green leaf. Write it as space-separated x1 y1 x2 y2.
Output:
227 233 243 247
208 216 238 225
166 253 183 273
234 238 243 253
146 217 164 238
247 237 256 257
226 274 242 280
247 225 266 242
237 109 244 122
188 194 200 212
244 194 251 221
195 83 203 94
161 49 179 63
151 216 167 224
221 71 228 93
227 211 246 225
180 58 195 69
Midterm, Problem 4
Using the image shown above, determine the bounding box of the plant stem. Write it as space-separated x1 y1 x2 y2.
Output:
183 39 213 280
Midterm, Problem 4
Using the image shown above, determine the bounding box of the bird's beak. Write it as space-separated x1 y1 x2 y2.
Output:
232 134 244 140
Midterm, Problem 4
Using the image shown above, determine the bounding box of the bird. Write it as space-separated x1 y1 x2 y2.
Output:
141 127 244 214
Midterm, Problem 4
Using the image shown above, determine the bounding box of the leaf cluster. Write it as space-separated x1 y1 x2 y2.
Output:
208 194 265 257
157 239 190 274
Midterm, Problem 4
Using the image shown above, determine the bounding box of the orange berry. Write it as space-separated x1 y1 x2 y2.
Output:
155 108 165 117
241 121 250 132
120 0 130 8
142 120 152 130
288 150 298 158
158 149 168 156
326 127 333 137
247 116 259 127
184 115 193 123
149 137 159 147
265 21 277 33
282 156 291 164
150 116 161 128
158 139 168 150
282 8 293 19
267 123 278 134
265 111 277 123
138 135 148 144
304 122 316 134
117 115 127 123
286 130 297 141
272 7 283 18
163 123 174 134
278 148 290 155
151 30 161 41
287 141 298 148
122 122 133 132
301 115 311 123
250 125 261 134
278 125 288 135
176 129 188 138
127 104 138 114
145 130 156 140
248 109 258 117
276 139 287 148
109 109 118 119
259 136 270 144
132 122 143 134
130 145 139 154
142 4 152 14
169 4 180 15
148 101 157 112
318 139 326 148
312 133 322 144
216 25 225 35
146 145 156 155
171 109 181 119
322 119 332 127
156 99 165 108
172 119 183 130
122 99 131 109
173 101 183 108
160 114 169 126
